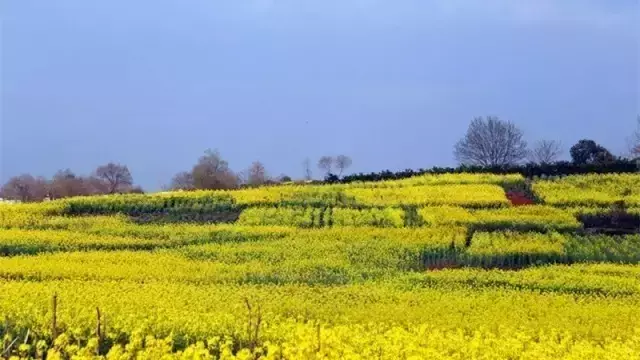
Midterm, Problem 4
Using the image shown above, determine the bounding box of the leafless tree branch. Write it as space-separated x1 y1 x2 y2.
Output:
528 140 563 164
95 163 133 194
247 161 269 186
317 156 334 176
302 158 313 180
335 155 352 177
454 116 528 166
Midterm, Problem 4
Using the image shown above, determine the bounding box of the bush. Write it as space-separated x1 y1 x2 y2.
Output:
338 160 638 184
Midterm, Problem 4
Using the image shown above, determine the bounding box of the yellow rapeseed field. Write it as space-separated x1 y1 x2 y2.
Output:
1 173 639 359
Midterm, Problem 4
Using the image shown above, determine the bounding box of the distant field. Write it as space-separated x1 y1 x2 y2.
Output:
1 173 639 359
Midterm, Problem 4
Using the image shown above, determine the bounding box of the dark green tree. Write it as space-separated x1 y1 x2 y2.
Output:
569 140 614 165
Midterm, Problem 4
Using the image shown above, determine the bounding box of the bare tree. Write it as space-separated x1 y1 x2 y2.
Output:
247 161 269 186
95 163 133 194
335 155 352 176
454 116 528 166
0 174 49 202
169 171 195 190
86 176 111 195
192 149 238 190
49 169 91 199
528 140 563 164
317 156 334 176
302 158 313 180
630 115 640 157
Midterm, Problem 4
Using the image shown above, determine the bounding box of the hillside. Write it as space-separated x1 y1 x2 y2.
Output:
0 173 639 359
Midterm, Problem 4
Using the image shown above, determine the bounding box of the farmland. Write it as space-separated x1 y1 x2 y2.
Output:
0 173 639 359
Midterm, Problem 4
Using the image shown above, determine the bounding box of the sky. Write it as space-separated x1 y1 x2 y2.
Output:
1 0 639 190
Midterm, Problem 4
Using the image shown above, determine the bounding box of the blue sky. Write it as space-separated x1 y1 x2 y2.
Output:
1 0 638 190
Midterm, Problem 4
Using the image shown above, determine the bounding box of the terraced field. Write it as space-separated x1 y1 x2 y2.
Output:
0 173 639 359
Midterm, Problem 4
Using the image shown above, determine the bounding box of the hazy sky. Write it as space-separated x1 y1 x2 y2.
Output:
1 0 638 190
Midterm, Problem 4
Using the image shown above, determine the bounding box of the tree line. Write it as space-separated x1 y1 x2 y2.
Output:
454 115 639 167
166 151 353 190
0 152 353 202
0 163 141 203
339 115 639 183
1 115 638 202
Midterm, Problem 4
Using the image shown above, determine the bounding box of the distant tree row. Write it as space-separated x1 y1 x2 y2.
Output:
0 151 352 202
0 163 141 202
630 116 640 157
454 115 639 167
337 115 639 184
338 160 639 184
168 150 352 191
168 149 286 191
2 115 636 201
